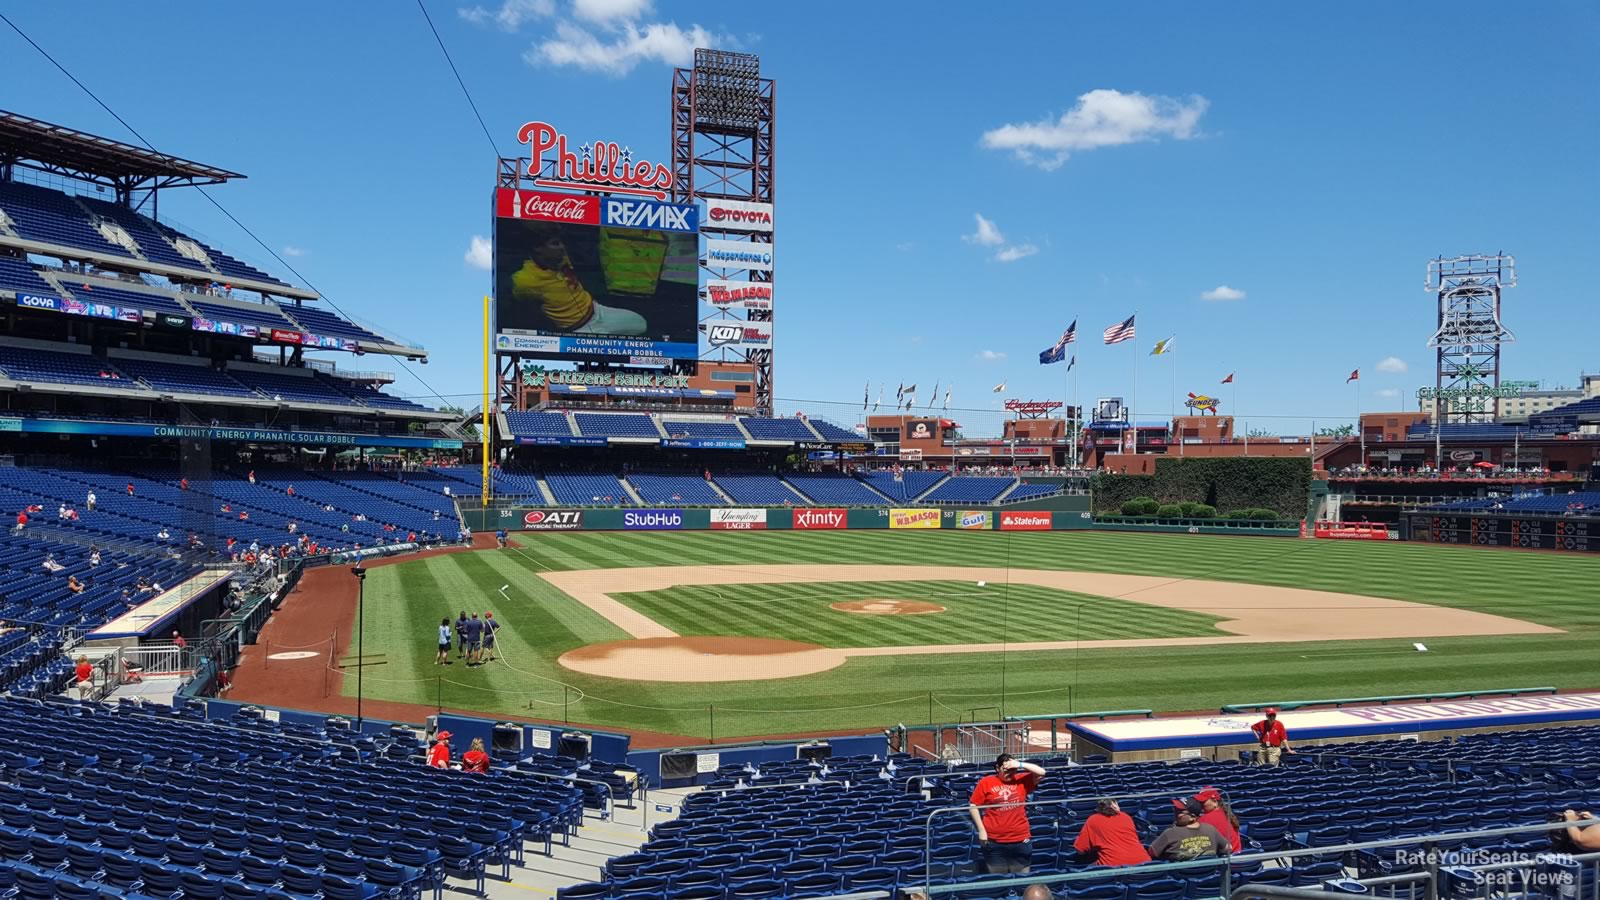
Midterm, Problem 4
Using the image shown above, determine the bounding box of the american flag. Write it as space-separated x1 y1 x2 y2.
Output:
1103 315 1137 345
1039 320 1077 365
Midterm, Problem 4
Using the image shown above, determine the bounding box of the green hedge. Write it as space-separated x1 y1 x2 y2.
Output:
1092 457 1311 517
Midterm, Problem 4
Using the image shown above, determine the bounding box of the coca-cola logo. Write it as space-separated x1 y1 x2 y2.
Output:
524 194 593 220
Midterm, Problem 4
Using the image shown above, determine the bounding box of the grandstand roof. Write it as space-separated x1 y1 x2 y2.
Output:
0 110 242 188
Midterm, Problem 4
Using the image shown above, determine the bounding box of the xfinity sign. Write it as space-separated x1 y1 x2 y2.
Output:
602 198 698 233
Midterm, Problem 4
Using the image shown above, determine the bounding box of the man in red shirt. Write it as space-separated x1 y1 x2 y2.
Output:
427 731 452 769
74 655 94 701
1072 798 1152 867
1193 787 1242 852
968 753 1048 874
1250 708 1294 767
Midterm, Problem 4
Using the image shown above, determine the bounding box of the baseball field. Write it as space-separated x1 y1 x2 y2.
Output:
299 530 1595 741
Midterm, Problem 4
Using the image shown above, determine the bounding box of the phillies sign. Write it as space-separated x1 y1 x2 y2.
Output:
518 121 673 200
701 279 774 311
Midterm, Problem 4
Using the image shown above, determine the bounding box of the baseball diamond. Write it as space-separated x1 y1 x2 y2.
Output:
231 529 1599 742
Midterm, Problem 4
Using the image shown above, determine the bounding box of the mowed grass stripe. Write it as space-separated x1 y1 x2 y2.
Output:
611 580 1223 648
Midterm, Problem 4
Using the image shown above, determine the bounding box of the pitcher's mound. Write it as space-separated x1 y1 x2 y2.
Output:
832 599 946 616
558 637 847 683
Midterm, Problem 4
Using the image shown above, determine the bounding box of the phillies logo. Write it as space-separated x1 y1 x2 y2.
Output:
519 121 673 200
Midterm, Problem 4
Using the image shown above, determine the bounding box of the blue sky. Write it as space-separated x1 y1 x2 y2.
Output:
4 1 1596 435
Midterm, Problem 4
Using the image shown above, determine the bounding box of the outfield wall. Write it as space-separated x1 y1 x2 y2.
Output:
462 499 1095 533
1405 512 1597 552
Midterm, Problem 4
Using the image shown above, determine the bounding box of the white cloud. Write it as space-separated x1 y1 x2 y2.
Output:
281 245 305 258
981 88 1209 170
963 213 1005 247
458 0 554 30
464 235 492 270
1376 388 1400 399
895 241 916 252
1200 284 1245 301
528 19 726 75
994 243 1039 263
976 350 1007 362
1376 356 1408 374
573 0 652 23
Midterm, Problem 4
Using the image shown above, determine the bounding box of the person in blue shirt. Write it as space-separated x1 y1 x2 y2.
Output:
455 611 470 660
495 528 508 548
435 618 451 665
464 613 485 666
481 612 502 663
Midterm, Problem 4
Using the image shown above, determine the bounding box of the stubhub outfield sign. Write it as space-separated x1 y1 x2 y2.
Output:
624 510 684 530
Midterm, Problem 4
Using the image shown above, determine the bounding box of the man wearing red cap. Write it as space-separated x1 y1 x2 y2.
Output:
428 731 452 769
1251 708 1293 767
1193 787 1241 852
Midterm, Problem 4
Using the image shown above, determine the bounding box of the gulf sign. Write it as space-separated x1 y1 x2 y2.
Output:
1000 511 1053 531
889 508 941 530
711 509 766 530
701 279 773 311
792 508 846 530
957 511 992 530
704 198 774 233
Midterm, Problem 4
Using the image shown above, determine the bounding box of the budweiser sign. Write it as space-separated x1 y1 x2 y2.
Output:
792 508 847 530
518 121 673 200
495 188 600 224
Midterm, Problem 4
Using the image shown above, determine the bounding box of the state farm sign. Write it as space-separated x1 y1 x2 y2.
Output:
711 509 767 530
999 511 1053 531
704 198 774 233
701 279 774 311
518 121 673 200
792 508 847 530
495 188 599 224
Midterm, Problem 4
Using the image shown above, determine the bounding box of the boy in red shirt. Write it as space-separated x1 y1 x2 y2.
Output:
1250 708 1294 767
74 655 94 700
1072 798 1152 867
969 753 1048 874
427 731 452 768
1194 787 1242 852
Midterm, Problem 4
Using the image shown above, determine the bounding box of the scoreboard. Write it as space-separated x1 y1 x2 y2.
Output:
1406 513 1594 552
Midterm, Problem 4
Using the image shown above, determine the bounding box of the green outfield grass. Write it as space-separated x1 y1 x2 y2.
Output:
344 530 1598 739
610 579 1225 646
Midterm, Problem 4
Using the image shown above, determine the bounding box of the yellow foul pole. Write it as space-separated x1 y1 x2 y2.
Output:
481 294 492 509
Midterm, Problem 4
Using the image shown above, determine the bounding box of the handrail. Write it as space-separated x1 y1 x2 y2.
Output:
1007 709 1155 722
1221 686 1558 713
911 816 1598 899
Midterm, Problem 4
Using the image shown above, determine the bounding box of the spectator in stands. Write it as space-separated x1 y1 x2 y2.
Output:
443 485 452 497
427 730 452 768
119 588 134 608
1193 788 1242 852
1071 799 1151 867
1558 811 1600 851
89 548 100 567
482 612 500 662
1151 799 1231 861
286 485 295 497
436 618 452 664
510 221 649 335
461 737 490 774
156 526 171 542
86 491 96 511
969 753 1047 874
126 482 134 496
180 477 189 491
434 509 441 521
57 503 68 521
74 655 94 700
42 554 64 573
13 510 25 534
1251 708 1294 766
214 668 231 694
66 576 85 594
248 470 256 484
172 631 186 649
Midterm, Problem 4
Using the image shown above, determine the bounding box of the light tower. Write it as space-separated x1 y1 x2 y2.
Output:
670 50 776 413
1426 254 1515 423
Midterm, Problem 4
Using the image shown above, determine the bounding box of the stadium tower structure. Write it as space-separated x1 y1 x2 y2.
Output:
1426 254 1516 424
672 50 776 414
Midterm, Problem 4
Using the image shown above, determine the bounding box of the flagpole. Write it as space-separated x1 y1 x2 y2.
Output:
1131 312 1139 456
1356 376 1364 465
1173 343 1181 456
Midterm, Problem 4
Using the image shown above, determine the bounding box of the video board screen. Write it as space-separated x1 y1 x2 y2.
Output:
493 188 699 361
